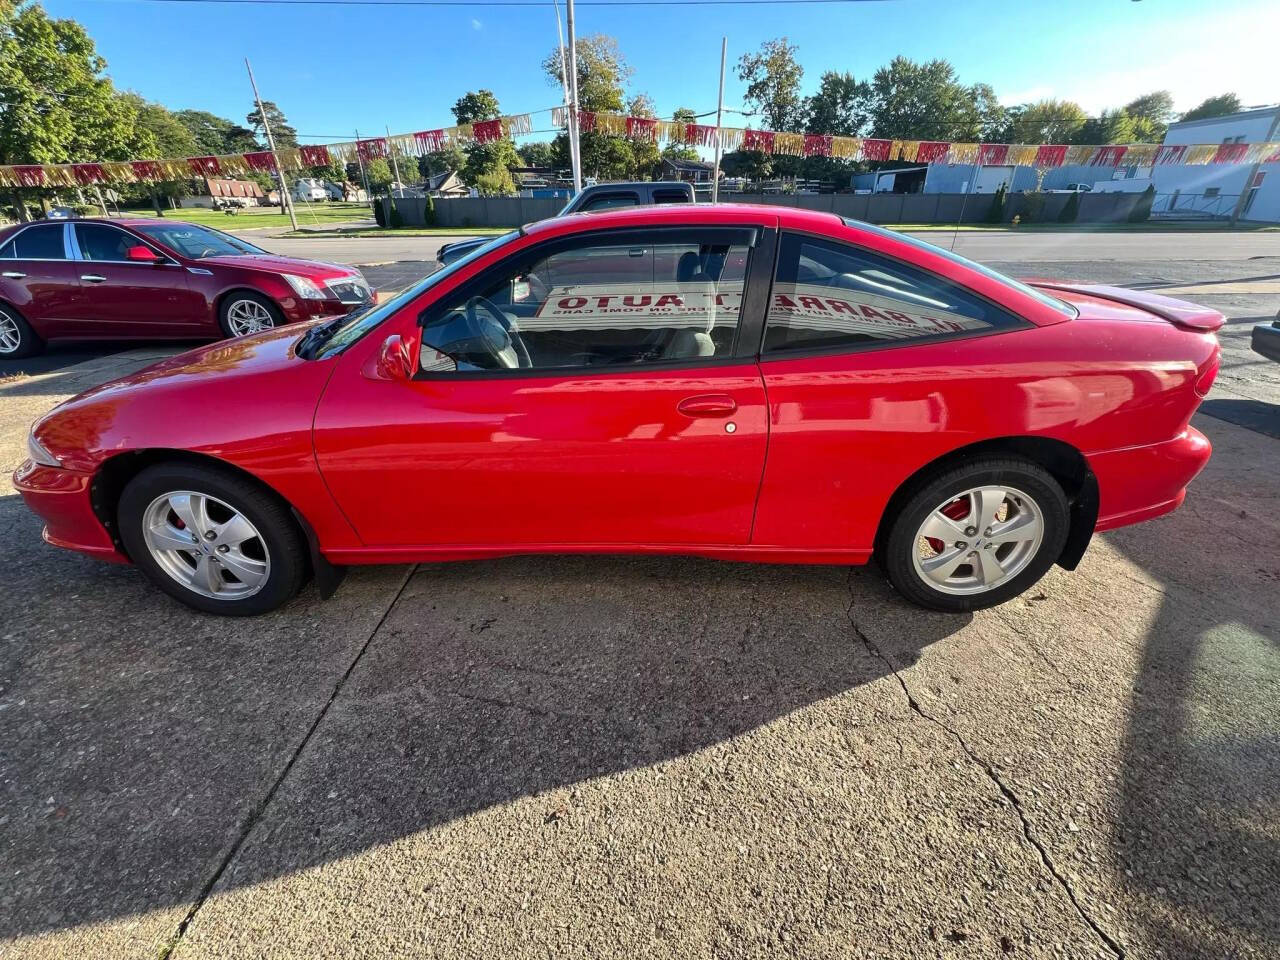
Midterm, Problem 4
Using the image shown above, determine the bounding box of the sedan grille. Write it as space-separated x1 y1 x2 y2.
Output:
325 278 372 305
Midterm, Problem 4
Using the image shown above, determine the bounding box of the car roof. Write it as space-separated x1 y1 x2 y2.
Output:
524 201 843 238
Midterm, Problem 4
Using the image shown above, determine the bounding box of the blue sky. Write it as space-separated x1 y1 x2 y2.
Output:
47 0 1280 145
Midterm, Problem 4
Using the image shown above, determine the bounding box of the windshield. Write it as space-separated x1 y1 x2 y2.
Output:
304 230 521 360
845 220 1077 317
135 223 268 259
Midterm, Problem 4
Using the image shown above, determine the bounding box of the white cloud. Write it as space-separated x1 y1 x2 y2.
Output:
999 86 1053 107
471 18 482 30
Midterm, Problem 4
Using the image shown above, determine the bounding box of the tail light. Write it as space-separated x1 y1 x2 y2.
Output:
1194 351 1220 398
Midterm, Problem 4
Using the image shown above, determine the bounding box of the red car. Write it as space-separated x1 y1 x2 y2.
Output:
15 204 1221 616
0 218 371 357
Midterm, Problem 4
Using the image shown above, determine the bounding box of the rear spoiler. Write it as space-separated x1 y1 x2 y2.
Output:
1032 282 1226 333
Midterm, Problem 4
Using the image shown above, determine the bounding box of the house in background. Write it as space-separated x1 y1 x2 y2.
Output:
180 178 265 209
661 157 717 184
423 170 468 198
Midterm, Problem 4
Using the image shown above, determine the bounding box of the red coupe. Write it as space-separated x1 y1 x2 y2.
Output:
0 218 371 357
15 205 1221 615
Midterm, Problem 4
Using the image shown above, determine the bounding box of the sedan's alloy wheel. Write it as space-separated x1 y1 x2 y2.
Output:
141 491 271 600
225 298 276 336
0 309 21 354
911 485 1045 595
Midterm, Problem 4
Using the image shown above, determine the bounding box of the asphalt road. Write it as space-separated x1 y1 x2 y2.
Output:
256 227 1280 268
1 239 1277 960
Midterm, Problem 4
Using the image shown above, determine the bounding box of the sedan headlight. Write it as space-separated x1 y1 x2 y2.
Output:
27 428 60 468
283 274 326 300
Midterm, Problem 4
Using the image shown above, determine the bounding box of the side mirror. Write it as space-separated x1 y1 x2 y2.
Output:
375 334 412 381
126 245 161 263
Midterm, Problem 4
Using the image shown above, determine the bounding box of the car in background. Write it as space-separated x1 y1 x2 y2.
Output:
0 218 371 358
44 206 78 220
1253 309 1280 363
16 204 1220 616
436 180 696 266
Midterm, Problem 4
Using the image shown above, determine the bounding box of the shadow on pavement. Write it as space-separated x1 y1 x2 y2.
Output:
1199 397 1280 440
0 512 968 942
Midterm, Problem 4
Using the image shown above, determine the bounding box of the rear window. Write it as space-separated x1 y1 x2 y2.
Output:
5 224 66 260
653 189 691 204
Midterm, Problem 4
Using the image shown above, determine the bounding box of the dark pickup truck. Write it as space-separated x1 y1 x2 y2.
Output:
436 180 695 266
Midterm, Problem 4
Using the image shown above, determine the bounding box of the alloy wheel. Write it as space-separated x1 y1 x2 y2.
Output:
911 485 1045 595
0 310 21 354
141 491 271 600
225 299 275 337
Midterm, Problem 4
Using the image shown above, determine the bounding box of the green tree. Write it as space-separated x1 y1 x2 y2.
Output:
1124 90 1174 137
662 107 700 163
868 57 979 140
120 94 199 212
474 167 516 196
518 141 557 167
737 37 804 130
1074 109 1137 144
804 70 870 136
365 157 394 192
246 100 297 148
958 82 1007 141
1005 99 1088 143
542 34 630 113
175 109 258 154
314 155 347 184
419 144 467 178
452 89 501 125
625 93 660 178
1180 93 1241 122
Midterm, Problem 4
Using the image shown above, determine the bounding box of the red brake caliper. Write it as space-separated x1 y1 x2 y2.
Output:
925 498 970 553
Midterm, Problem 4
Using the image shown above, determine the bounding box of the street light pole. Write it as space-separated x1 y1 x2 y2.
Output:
565 0 583 193
553 0 579 191
245 58 298 231
711 36 727 203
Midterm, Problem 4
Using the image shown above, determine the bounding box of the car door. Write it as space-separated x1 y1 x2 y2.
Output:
0 223 84 337
313 224 773 548
68 223 204 333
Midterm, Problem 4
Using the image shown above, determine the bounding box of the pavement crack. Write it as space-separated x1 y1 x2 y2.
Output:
165 565 417 957
845 577 1125 959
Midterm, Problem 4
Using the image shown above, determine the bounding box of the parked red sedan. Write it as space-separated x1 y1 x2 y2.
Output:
0 218 371 357
15 205 1220 615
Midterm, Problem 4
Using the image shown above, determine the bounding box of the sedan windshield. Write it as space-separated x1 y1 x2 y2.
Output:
300 230 521 360
134 223 268 259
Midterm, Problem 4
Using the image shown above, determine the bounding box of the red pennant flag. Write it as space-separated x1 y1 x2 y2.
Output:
1155 145 1186 165
915 141 950 163
577 111 596 133
742 129 775 153
244 151 277 172
626 116 658 141
413 130 445 153
803 134 833 157
131 160 163 181
72 163 107 185
977 144 1009 165
1211 142 1248 164
189 156 221 176
1033 145 1067 168
1091 145 1128 167
356 138 387 161
14 165 46 187
685 124 716 146
473 119 503 143
300 145 331 167
860 138 891 162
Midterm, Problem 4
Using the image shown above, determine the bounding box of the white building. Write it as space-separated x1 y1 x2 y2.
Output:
1152 106 1280 222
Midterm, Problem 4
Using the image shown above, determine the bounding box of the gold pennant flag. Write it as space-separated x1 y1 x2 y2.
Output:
1124 144 1159 166
774 132 804 156
1005 144 1038 166
1063 145 1094 166
830 136 861 159
948 142 980 164
1184 144 1217 165
596 113 626 136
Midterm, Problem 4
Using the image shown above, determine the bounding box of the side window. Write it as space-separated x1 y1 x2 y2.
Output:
75 224 146 262
764 233 1021 354
419 230 752 373
652 189 690 205
10 224 67 260
580 193 639 212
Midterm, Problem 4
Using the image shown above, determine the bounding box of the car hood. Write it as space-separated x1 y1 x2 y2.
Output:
199 253 359 280
36 324 336 470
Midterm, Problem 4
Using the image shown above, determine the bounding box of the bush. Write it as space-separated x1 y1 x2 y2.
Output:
1058 190 1081 223
373 198 386 227
986 184 1006 224
1128 184 1156 223
474 167 516 197
423 194 436 227
1017 191 1046 224
389 203 404 229
73 203 102 217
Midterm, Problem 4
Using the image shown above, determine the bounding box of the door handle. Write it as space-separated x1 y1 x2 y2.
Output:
2 271 26 279
677 394 737 417
81 274 107 283
627 247 646 257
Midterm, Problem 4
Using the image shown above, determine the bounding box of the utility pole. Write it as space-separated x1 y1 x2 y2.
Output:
565 0 583 192
353 127 372 210
553 1 579 189
245 58 298 231
711 37 727 203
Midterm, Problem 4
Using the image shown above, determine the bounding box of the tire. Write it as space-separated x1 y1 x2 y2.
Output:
218 291 283 339
878 457 1070 612
0 303 44 359
118 462 307 616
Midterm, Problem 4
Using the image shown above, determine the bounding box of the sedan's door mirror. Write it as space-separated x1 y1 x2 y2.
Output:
126 245 161 263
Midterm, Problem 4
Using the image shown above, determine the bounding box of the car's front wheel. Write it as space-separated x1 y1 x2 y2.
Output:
219 291 282 339
0 303 44 358
118 462 307 615
878 457 1069 612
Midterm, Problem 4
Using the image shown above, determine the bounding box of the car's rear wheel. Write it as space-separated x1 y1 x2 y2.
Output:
219 291 282 339
0 303 44 359
878 457 1069 612
118 462 306 616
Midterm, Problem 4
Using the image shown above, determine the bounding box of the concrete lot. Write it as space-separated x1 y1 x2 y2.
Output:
0 236 1277 959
